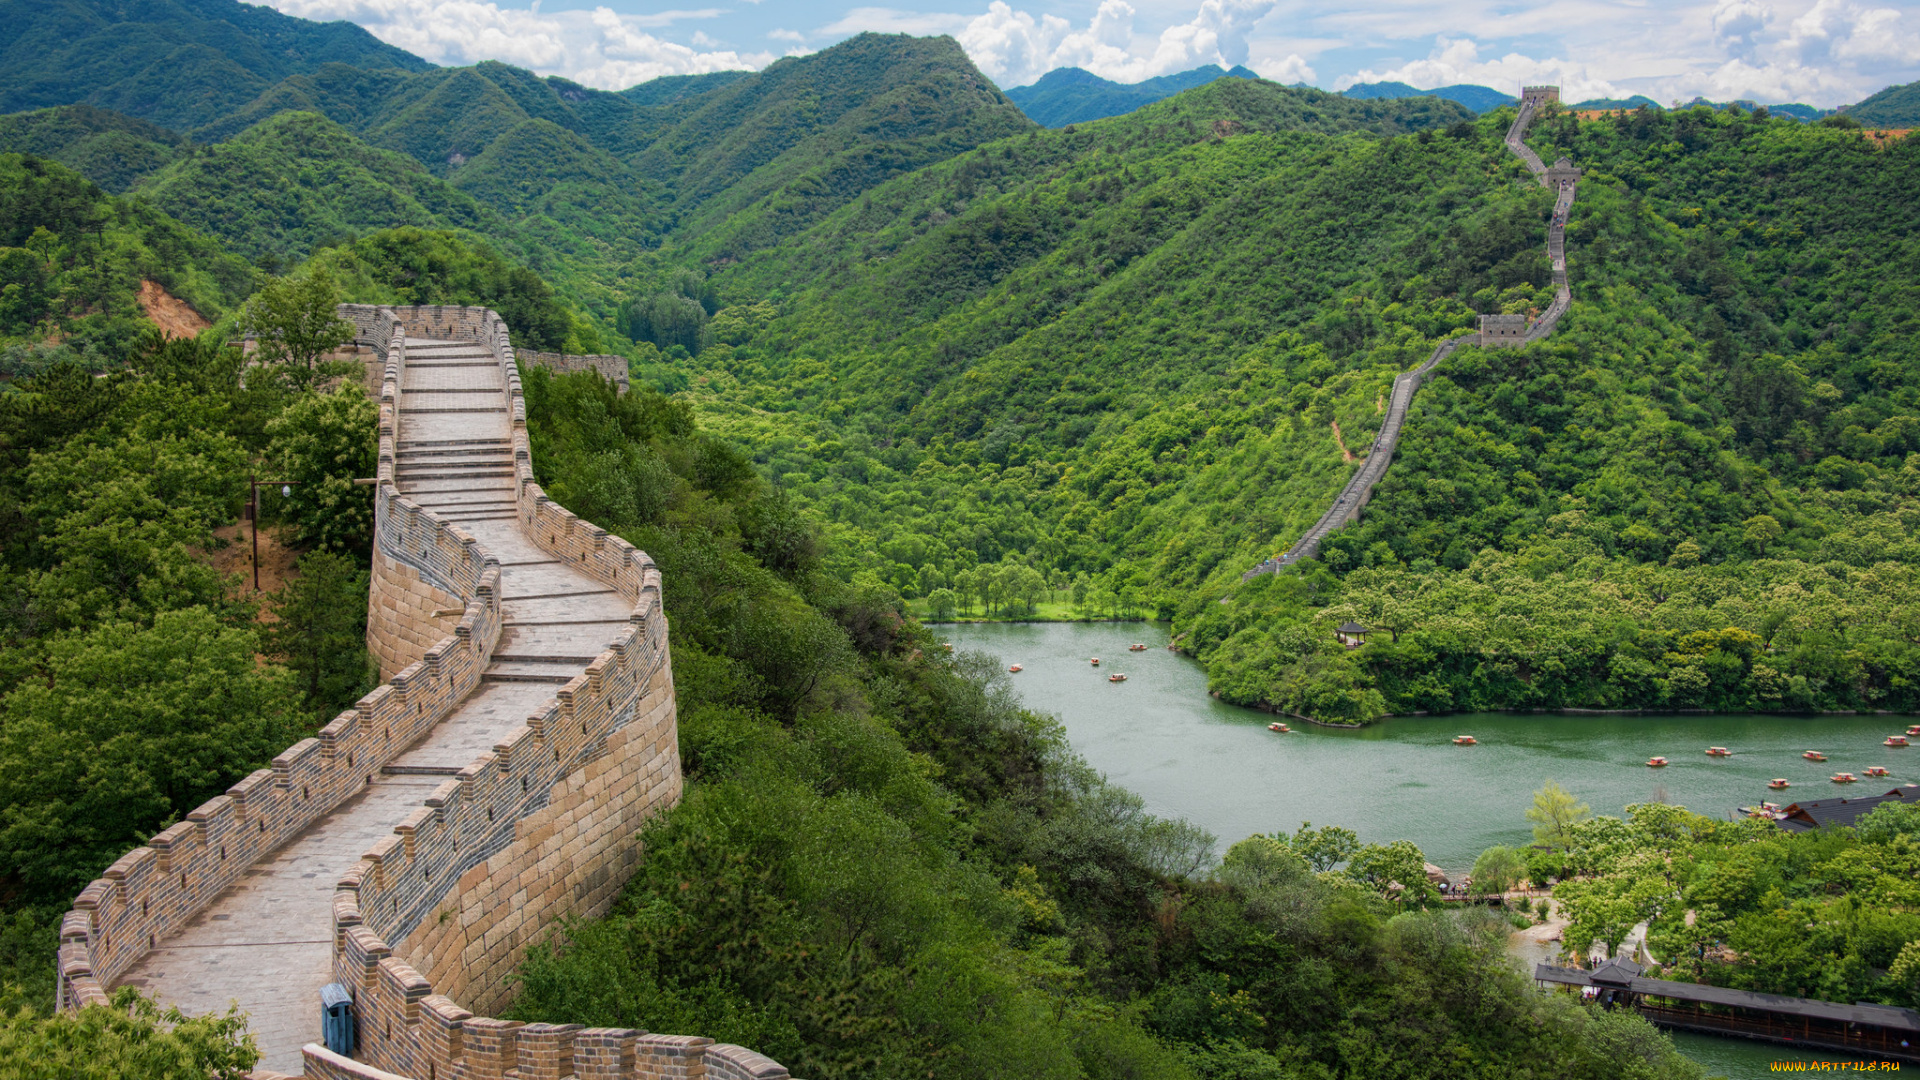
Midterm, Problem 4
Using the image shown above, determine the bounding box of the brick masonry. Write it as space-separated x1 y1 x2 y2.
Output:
1242 86 1582 578
57 305 796 1080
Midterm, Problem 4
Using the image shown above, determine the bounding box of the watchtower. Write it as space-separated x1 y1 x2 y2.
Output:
1547 157 1582 191
1520 85 1560 109
1479 313 1529 347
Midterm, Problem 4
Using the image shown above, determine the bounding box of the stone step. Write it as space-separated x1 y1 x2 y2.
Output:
502 587 618 602
401 387 507 394
490 653 604 665
398 407 509 414
381 764 465 776
396 438 510 450
481 667 578 684
393 469 515 482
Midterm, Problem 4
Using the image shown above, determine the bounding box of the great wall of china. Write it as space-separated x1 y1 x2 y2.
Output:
55 305 795 1080
1243 86 1581 579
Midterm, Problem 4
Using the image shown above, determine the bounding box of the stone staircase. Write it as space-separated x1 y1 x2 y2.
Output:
110 336 636 1076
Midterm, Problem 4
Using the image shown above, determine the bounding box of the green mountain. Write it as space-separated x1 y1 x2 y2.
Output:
0 151 256 359
133 110 503 266
1003 64 1260 127
671 90 1920 723
1343 80 1515 114
1850 79 1920 126
635 33 1033 258
0 0 431 130
0 104 186 191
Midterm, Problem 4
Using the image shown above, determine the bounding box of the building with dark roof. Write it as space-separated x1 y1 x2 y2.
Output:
1766 785 1918 832
1537 962 1920 1061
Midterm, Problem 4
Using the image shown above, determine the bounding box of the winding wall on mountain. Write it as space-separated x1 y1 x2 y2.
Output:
1243 85 1581 579
55 306 794 1080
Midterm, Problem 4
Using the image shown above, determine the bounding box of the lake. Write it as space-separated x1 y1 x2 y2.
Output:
942 620 1918 1078
938 620 1917 871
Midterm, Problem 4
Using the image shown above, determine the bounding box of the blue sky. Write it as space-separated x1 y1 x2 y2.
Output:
265 0 1920 107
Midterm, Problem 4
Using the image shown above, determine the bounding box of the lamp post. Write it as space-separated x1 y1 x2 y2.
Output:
247 476 297 591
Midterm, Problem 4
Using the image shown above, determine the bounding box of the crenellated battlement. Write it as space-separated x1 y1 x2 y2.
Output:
60 305 793 1080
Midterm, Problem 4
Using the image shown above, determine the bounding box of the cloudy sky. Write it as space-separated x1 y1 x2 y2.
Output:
265 0 1919 106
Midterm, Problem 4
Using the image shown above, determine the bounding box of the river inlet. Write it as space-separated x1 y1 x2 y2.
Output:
940 620 1918 870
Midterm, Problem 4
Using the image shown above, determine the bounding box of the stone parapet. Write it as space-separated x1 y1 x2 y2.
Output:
60 302 795 1079
518 350 631 394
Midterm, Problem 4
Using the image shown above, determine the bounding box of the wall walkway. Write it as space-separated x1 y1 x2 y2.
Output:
56 307 794 1080
1242 89 1581 578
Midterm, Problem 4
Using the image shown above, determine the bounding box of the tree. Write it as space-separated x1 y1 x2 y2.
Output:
1470 845 1527 898
241 266 353 392
926 588 957 621
1275 821 1359 872
1346 839 1438 904
0 986 257 1078
0 607 302 899
265 551 375 723
1742 514 1782 557
1527 780 1592 848
265 387 378 553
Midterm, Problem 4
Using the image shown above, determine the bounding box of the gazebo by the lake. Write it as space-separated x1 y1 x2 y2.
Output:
1336 621 1370 648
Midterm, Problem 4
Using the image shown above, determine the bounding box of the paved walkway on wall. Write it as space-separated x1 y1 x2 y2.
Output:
114 337 633 1076
1242 98 1576 579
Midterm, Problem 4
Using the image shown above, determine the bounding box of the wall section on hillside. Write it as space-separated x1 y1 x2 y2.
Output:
59 304 793 1080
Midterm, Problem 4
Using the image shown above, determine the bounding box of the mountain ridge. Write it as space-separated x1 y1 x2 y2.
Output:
1004 63 1260 127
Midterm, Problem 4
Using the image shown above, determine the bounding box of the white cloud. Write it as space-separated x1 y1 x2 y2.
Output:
767 27 806 41
961 0 1304 87
262 0 771 88
817 6 971 35
1335 36 1620 103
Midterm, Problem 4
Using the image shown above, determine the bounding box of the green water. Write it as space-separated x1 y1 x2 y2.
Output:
944 620 1917 868
1666 1030 1898 1078
942 620 1920 1076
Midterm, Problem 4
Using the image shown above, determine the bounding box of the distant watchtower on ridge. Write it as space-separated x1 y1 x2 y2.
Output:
1521 85 1560 109
1547 157 1582 190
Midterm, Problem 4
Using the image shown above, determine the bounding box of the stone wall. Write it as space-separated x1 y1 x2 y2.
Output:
321 307 792 1080
61 303 797 1080
518 350 631 394
1243 85 1580 578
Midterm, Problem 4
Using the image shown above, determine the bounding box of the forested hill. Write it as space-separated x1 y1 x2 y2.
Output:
678 93 1920 722
0 0 430 129
1004 64 1261 127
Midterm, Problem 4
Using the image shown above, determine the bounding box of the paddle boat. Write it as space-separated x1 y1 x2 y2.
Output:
1888 735 1911 747
1803 751 1827 761
1008 664 1023 673
1452 735 1477 745
1909 725 1920 737
1268 722 1290 733
1108 673 1127 683
1866 766 1891 778
1128 643 1148 652
1833 772 1860 784
1647 756 1668 767
1090 657 1100 666
1768 778 1792 790
942 642 953 652
1706 746 1732 757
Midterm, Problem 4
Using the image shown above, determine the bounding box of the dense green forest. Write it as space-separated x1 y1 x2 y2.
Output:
1549 798 1920 1007
500 364 1702 1080
655 89 1920 724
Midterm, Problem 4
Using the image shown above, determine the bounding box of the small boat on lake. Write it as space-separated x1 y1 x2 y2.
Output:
1866 766 1890 777
1108 673 1127 683
1804 751 1827 761
1706 746 1732 757
1833 772 1859 784
1008 664 1023 673
1768 779 1791 790
1908 725 1920 737
1647 757 1669 767
1268 722 1290 733
1888 736 1910 747
1129 643 1148 652
1453 735 1477 745
1090 657 1100 666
